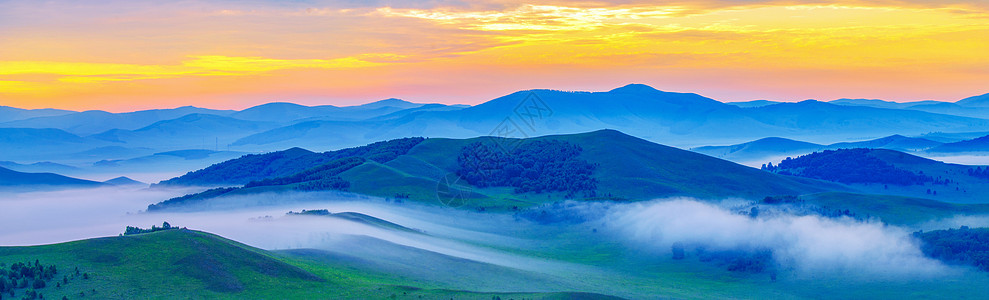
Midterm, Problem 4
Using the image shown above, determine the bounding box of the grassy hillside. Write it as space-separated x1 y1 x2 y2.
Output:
151 130 843 211
799 192 989 225
0 229 621 299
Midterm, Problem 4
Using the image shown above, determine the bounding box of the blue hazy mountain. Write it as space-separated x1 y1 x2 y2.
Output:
103 176 147 186
0 106 236 135
0 106 75 123
828 98 943 109
826 134 943 152
230 99 429 122
232 85 989 151
955 93 989 107
693 134 944 165
742 100 987 139
89 114 279 150
828 94 989 118
4 84 989 161
0 166 103 188
691 137 824 162
725 100 781 108
0 161 81 174
0 128 102 160
927 135 989 153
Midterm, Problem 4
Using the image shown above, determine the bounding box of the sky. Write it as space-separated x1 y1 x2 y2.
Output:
1 0 987 112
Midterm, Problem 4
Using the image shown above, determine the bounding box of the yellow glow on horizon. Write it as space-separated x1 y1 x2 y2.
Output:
1 1 987 110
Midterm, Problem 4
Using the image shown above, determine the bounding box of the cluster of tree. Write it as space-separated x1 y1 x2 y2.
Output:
968 167 989 180
244 157 363 189
124 222 180 235
762 148 931 185
757 195 863 221
760 195 802 205
914 226 989 271
0 260 60 299
287 209 331 216
294 177 350 192
147 187 237 211
158 137 424 186
456 140 598 197
326 137 425 164
696 247 775 274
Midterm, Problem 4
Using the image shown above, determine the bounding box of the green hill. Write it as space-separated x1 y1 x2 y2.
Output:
765 148 989 203
0 229 620 299
151 130 842 211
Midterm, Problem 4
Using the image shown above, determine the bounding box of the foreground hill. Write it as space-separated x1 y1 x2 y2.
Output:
150 130 840 211
0 229 624 299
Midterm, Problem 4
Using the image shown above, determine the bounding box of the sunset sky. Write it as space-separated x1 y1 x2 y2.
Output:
1 0 987 112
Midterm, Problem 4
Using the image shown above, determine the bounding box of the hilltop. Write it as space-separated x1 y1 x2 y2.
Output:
150 130 840 211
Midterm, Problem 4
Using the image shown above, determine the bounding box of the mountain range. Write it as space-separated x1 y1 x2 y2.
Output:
3 84 989 179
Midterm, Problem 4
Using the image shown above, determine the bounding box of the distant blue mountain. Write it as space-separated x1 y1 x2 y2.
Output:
229 99 428 122
0 161 81 174
0 106 75 123
103 176 147 186
693 134 945 164
692 137 823 162
828 98 942 109
0 166 103 188
4 84 989 160
89 114 279 150
229 85 989 151
726 100 781 108
826 134 942 152
927 135 989 153
0 106 236 135
956 93 989 107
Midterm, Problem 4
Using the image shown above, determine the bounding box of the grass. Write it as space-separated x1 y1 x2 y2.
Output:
0 229 625 299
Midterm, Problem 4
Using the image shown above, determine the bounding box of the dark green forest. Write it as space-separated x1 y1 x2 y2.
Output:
914 226 989 271
456 140 598 197
762 148 931 185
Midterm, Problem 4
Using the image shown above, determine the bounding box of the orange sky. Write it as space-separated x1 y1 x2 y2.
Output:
1 0 987 112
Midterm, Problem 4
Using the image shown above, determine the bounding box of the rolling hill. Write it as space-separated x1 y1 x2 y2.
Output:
150 130 842 211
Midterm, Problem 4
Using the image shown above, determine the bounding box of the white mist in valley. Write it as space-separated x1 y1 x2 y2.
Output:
0 187 586 276
605 198 954 278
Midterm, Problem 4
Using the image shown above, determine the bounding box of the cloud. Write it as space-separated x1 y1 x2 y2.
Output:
606 198 952 277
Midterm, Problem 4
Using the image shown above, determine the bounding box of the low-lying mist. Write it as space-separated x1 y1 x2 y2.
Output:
0 187 584 276
605 198 953 278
